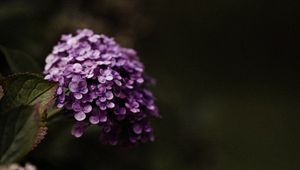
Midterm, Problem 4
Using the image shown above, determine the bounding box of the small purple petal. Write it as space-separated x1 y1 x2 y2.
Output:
72 129 83 138
73 63 82 73
106 75 113 81
114 80 122 86
71 122 89 138
74 111 86 121
72 75 82 82
89 115 100 124
57 103 64 108
99 114 107 123
83 104 92 113
74 93 83 99
107 102 115 109
136 78 144 83
105 91 114 100
98 76 106 83
133 124 143 134
57 87 63 95
72 102 82 112
68 82 78 92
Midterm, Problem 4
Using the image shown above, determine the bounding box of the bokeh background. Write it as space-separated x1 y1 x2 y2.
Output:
0 0 300 169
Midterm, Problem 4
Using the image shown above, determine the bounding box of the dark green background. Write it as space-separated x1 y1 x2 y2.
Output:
0 0 299 169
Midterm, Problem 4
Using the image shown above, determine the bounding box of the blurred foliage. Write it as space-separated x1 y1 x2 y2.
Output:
0 0 299 170
0 46 40 73
0 0 151 68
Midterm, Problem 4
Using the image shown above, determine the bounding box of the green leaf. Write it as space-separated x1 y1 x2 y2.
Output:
0 73 57 164
0 46 40 73
0 73 57 115
0 105 41 164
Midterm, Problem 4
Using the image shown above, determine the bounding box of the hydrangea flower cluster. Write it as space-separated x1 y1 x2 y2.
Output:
44 29 159 145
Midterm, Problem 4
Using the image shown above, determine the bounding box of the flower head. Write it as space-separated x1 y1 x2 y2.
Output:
44 29 159 145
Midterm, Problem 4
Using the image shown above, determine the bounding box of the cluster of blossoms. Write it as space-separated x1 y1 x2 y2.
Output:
0 163 36 170
44 29 159 145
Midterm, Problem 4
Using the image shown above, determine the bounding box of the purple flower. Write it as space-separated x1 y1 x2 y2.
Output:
44 29 159 145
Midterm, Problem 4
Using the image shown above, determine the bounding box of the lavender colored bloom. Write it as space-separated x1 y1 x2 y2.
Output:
44 29 159 145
